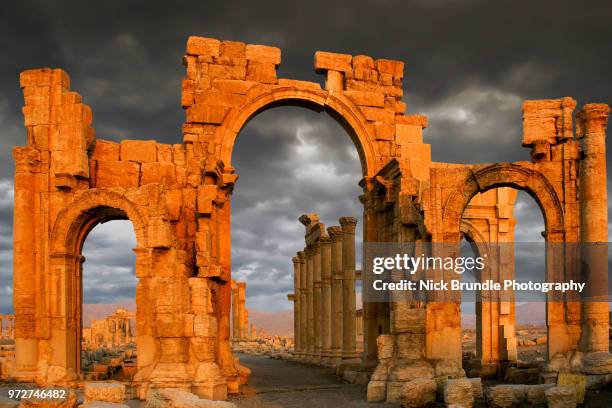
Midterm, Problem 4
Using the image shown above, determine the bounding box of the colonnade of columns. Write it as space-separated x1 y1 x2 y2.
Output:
0 315 15 339
231 281 250 341
288 214 360 365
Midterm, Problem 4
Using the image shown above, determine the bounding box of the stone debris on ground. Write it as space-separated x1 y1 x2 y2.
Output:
545 385 577 408
556 373 586 404
145 389 237 408
443 378 474 407
84 382 125 403
396 377 436 407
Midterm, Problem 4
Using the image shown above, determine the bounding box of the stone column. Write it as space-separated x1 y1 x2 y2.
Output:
298 251 307 360
312 241 322 363
231 282 239 340
291 256 301 355
242 308 251 340
361 190 380 367
328 227 343 364
340 217 359 360
237 282 246 341
305 247 315 361
320 235 333 364
577 103 610 353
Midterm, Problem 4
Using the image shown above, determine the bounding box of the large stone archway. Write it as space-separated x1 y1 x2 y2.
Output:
11 37 610 403
218 86 380 176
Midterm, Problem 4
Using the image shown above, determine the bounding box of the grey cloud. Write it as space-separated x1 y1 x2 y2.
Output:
81 221 137 305
0 180 12 314
1 0 611 312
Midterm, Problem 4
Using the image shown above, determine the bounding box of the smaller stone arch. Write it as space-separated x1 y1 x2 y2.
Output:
443 163 565 242
218 86 380 177
42 189 150 383
50 189 148 255
460 219 490 248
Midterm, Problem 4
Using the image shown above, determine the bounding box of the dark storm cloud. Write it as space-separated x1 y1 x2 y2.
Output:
1 0 611 312
81 221 138 304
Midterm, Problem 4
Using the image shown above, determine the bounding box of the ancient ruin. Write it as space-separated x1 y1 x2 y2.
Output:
82 308 136 349
230 281 249 342
287 214 360 365
0 315 15 340
10 35 611 405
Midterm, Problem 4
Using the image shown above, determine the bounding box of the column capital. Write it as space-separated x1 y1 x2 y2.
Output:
304 247 314 257
319 235 331 245
299 213 320 227
577 103 610 136
339 216 357 233
297 251 306 263
311 241 321 253
327 226 343 241
292 256 300 265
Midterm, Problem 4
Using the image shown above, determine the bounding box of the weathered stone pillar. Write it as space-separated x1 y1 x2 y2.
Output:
360 188 379 367
12 147 38 381
320 235 333 364
312 241 322 363
242 307 250 340
298 251 307 360
305 247 315 361
291 256 301 355
237 282 246 341
340 217 359 359
328 227 344 364
231 282 239 340
577 103 610 353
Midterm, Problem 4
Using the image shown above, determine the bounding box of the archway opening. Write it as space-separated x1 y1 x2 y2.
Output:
228 105 365 391
80 218 138 382
459 187 546 382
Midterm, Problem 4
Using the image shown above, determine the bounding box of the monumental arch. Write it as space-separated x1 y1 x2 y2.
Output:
11 36 610 402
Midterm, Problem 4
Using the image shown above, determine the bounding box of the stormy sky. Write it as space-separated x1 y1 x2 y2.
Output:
1 0 611 314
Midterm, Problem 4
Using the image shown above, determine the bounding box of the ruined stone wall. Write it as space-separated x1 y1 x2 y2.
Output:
13 67 227 399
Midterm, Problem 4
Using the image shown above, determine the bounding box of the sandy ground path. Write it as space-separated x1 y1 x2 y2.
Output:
229 354 399 408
